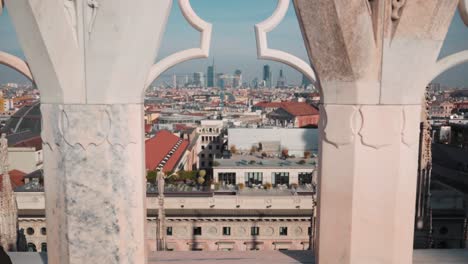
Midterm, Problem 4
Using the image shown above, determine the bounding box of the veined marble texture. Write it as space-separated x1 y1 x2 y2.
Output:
41 104 146 264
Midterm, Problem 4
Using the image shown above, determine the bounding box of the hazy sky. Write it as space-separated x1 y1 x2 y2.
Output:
0 0 467 87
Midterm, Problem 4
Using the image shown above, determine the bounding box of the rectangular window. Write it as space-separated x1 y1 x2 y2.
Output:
298 172 313 185
223 227 231 236
218 172 236 185
308 227 311 236
251 226 260 236
245 172 263 187
166 227 173 236
201 161 205 167
272 172 290 186
209 154 213 158
193 227 202 236
202 146 205 150
201 154 205 158
279 227 288 236
209 145 213 150
216 145 220 150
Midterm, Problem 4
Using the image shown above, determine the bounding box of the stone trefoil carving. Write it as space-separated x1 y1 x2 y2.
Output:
145 0 212 89
255 0 317 90
391 0 407 20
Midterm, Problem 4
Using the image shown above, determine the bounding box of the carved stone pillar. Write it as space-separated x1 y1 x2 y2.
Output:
290 1 468 263
5 0 211 262
317 103 421 263
5 0 170 263
41 104 146 263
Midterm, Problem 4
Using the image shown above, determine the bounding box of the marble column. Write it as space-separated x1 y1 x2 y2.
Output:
317 103 421 263
291 1 467 263
5 0 175 263
41 104 146 263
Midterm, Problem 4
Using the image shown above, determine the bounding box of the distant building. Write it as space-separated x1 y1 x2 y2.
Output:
216 73 225 89
193 72 204 87
430 101 455 118
233 69 242 88
207 64 215 88
213 155 316 187
276 69 286 88
197 120 226 170
263 65 271 88
301 74 311 88
228 128 318 157
254 102 320 128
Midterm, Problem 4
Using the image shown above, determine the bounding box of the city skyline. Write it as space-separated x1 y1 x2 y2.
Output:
0 0 467 88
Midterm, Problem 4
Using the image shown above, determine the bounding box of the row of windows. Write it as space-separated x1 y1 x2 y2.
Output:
201 135 221 142
26 227 46 236
200 128 221 134
218 172 313 185
165 226 312 237
201 145 220 150
200 153 214 159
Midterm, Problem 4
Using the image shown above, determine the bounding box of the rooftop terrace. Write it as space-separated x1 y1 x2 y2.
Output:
214 155 317 169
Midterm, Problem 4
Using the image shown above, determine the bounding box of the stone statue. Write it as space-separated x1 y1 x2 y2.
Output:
157 171 165 197
0 133 8 173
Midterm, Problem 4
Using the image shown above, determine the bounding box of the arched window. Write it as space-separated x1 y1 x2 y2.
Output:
27 243 37 252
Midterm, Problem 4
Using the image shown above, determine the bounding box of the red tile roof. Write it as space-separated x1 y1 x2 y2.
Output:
256 101 319 116
145 130 189 172
279 102 319 116
0 169 27 189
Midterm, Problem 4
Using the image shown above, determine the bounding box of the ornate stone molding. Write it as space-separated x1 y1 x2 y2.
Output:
293 0 462 105
321 105 358 148
255 0 316 87
145 0 213 89
401 106 421 147
42 104 140 151
321 104 420 149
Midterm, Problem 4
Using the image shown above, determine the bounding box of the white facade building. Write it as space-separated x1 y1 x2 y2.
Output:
228 128 318 156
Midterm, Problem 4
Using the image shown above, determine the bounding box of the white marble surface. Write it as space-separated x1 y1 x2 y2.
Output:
40 104 146 264
6 0 172 104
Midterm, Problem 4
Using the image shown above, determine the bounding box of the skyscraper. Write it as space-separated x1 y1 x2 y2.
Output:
302 74 311 88
207 60 215 88
263 65 271 88
233 69 242 88
193 72 204 87
216 73 225 89
276 69 286 88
